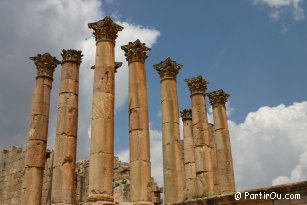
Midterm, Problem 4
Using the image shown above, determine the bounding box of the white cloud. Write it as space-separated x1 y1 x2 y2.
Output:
254 0 305 21
230 101 307 190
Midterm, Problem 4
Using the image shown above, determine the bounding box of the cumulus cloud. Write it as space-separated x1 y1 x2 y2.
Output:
118 101 307 189
254 0 305 21
0 0 160 161
230 101 307 190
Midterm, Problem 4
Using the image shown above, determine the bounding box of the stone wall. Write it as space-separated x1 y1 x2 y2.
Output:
0 146 163 205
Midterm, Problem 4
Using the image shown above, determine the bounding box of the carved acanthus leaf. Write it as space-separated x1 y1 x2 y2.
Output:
184 75 208 95
207 89 230 108
88 16 123 42
153 57 182 80
121 39 150 63
180 109 192 121
30 53 60 79
61 49 83 64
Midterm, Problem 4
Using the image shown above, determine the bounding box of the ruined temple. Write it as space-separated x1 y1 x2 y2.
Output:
0 16 307 205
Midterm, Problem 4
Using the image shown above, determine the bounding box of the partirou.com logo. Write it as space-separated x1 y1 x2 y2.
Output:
234 191 301 200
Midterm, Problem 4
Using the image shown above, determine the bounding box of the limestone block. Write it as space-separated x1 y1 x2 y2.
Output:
92 92 114 120
212 107 228 130
194 146 212 173
24 140 46 168
184 147 195 163
32 80 52 104
191 94 205 106
191 104 207 125
90 118 114 154
96 41 115 65
193 123 210 146
27 115 49 141
129 82 148 109
129 129 150 162
61 62 79 81
128 61 147 84
58 93 78 109
161 122 180 146
161 99 179 123
129 108 149 131
31 102 50 116
130 161 151 202
60 78 79 94
196 171 214 196
53 135 77 167
161 80 178 101
88 152 114 195
185 163 196 179
55 106 78 136
93 65 115 94
22 167 44 204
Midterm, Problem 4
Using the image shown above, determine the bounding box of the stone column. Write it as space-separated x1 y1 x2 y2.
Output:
51 50 83 205
121 39 152 205
184 76 214 197
208 123 220 194
207 89 235 194
180 109 197 199
22 53 59 205
87 17 123 205
154 58 184 203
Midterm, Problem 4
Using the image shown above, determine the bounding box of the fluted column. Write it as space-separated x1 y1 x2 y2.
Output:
154 58 184 203
87 16 123 205
207 89 235 194
22 53 59 205
51 50 83 205
180 109 197 199
121 39 152 205
184 76 214 197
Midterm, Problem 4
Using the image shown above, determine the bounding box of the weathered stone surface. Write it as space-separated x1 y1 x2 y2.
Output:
208 89 235 194
0 148 162 205
129 130 150 162
122 39 152 204
185 75 215 197
154 59 184 204
88 19 121 203
90 118 114 154
22 53 58 205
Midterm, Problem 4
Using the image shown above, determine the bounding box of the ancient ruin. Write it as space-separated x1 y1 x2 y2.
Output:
0 16 307 205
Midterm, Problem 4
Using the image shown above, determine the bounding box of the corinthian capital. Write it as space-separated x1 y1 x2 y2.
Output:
61 49 83 64
88 16 123 43
30 53 60 79
153 57 182 80
184 75 208 95
180 109 192 121
207 89 230 108
121 39 150 64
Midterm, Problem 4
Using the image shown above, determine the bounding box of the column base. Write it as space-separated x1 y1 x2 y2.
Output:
85 194 115 205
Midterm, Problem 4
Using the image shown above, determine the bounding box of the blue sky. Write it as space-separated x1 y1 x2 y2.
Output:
0 0 306 191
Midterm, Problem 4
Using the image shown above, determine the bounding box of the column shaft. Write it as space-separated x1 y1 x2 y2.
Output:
154 58 184 203
181 109 197 199
51 50 82 205
185 76 215 197
161 79 184 203
122 39 152 204
208 89 235 194
87 17 123 205
22 53 59 205
129 61 152 203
